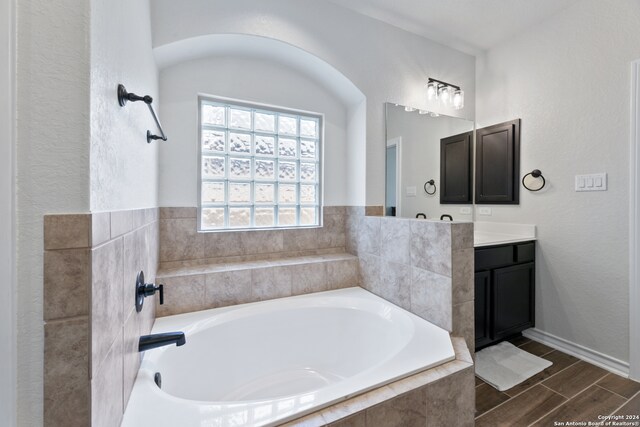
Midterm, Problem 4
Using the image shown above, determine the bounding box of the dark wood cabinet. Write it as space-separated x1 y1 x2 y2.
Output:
475 119 521 204
474 241 535 349
440 131 472 204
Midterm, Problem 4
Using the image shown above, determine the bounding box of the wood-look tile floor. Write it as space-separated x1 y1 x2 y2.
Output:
475 336 640 426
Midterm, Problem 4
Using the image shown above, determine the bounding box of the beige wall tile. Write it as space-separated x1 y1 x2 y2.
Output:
91 212 111 247
203 232 244 258
452 301 475 354
123 227 150 318
365 388 426 426
424 367 475 427
290 262 328 295
345 214 361 256
452 248 474 304
283 229 319 251
358 253 380 294
328 413 365 427
326 259 359 289
241 230 285 255
451 222 474 250
44 248 90 320
91 334 124 427
410 267 452 331
159 218 204 262
323 206 347 216
364 206 384 216
205 269 253 308
317 213 346 249
379 260 411 310
44 317 90 427
110 210 134 239
320 386 396 424
379 218 411 265
123 310 141 409
159 207 197 219
156 274 206 317
410 220 452 277
91 238 124 377
44 214 91 250
358 216 381 255
252 266 292 301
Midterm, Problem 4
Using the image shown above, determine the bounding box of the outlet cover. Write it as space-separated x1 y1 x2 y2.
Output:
459 207 472 214
478 207 492 216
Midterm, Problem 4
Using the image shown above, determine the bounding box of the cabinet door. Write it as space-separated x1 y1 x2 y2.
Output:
492 262 535 340
475 119 520 204
440 131 472 204
475 271 492 349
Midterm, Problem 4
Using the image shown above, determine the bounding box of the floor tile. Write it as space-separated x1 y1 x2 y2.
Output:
476 384 566 427
519 341 555 357
476 383 509 417
531 385 626 426
614 392 640 417
597 374 640 399
507 335 531 347
503 350 579 397
476 376 486 387
542 360 608 398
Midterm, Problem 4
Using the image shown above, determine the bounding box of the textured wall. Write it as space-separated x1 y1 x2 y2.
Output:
150 0 476 206
476 0 640 362
90 0 159 211
158 56 348 207
16 1 91 425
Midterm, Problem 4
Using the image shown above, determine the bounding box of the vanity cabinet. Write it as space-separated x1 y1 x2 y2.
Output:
474 241 535 349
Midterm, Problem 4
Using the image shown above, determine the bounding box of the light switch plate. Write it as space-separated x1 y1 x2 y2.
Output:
459 207 472 214
478 207 492 216
406 186 417 197
575 173 607 192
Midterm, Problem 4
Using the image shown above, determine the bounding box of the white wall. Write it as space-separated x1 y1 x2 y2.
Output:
386 104 474 220
158 55 348 206
150 0 476 206
90 0 159 211
16 1 91 425
476 0 640 363
1 0 16 424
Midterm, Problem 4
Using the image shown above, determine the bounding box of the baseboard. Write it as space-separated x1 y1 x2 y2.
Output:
522 328 630 378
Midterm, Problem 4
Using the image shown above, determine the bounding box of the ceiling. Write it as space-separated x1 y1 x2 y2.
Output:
328 0 580 54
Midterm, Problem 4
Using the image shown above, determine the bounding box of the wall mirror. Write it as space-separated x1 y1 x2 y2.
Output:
384 102 475 221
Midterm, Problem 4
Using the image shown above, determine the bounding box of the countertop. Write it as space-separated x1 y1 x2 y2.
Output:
473 221 536 247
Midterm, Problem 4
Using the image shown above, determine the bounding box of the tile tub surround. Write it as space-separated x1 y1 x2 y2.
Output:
43 209 159 427
155 206 358 316
158 206 348 264
281 337 475 427
346 210 475 352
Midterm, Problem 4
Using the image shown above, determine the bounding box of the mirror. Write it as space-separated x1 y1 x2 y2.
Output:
384 102 475 221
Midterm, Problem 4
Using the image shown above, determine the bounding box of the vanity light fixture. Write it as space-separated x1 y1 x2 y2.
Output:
404 106 416 112
418 109 429 115
426 78 464 110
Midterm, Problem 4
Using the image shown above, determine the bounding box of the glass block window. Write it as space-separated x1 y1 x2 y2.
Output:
199 97 322 231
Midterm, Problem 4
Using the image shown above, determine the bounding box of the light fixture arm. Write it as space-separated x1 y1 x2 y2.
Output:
427 78 460 91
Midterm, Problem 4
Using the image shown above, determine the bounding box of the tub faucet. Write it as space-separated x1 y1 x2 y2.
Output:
139 332 186 352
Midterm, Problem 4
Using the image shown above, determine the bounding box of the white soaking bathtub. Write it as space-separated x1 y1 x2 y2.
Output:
121 287 455 427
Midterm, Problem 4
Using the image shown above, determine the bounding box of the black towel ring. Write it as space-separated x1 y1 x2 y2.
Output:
424 179 436 195
522 169 546 191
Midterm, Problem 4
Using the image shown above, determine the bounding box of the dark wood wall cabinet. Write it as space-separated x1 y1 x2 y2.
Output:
440 131 473 204
475 119 521 204
475 240 535 350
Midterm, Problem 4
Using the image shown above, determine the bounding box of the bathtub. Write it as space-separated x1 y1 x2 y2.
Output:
121 287 455 427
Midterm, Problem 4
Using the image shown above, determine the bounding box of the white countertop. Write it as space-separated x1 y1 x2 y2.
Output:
473 221 536 247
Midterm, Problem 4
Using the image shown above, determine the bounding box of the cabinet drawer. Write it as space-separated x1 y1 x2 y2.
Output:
516 242 535 263
475 246 513 270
